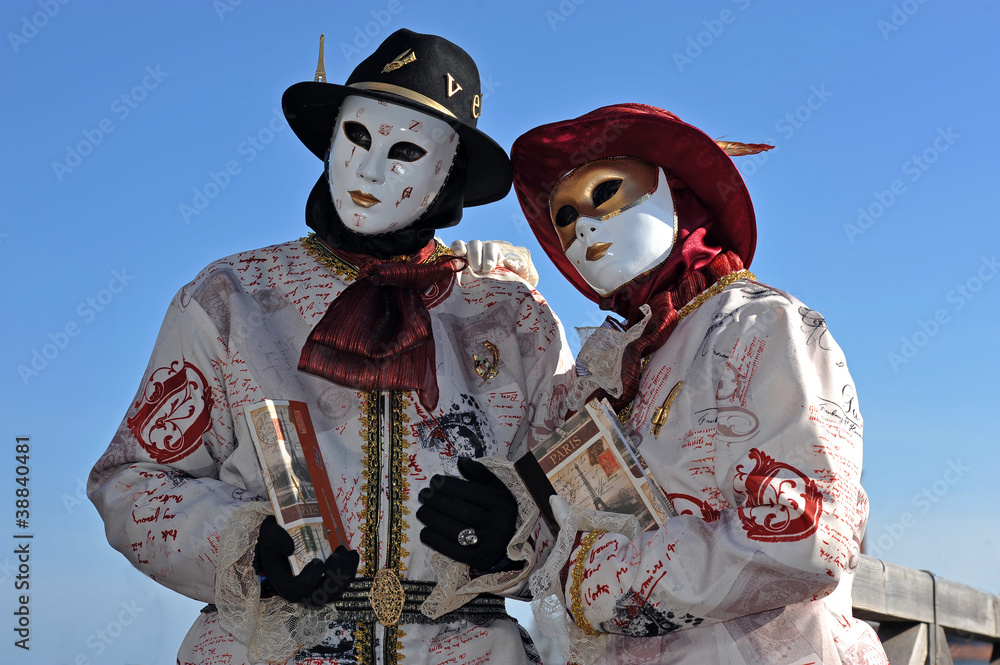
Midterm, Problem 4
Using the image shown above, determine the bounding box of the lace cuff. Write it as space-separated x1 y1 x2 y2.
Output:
566 305 651 412
216 501 338 663
528 504 640 665
420 456 540 619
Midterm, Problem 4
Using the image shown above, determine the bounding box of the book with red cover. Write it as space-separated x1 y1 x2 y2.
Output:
243 399 348 572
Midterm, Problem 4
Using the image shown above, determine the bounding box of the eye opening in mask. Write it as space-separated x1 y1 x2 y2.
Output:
554 205 579 249
555 204 579 228
592 178 623 208
342 121 371 150
388 142 427 162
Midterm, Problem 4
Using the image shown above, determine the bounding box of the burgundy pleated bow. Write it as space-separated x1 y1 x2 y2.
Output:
299 253 464 411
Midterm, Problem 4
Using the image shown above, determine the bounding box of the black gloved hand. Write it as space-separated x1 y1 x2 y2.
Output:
255 515 360 607
416 456 519 570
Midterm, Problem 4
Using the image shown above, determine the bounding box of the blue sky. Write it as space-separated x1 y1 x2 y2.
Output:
1 1 998 663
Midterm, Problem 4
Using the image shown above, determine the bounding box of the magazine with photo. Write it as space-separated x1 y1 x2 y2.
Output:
243 399 348 573
515 398 674 533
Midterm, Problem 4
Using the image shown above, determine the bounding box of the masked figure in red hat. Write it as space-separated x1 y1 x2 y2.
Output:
88 30 572 665
511 104 887 665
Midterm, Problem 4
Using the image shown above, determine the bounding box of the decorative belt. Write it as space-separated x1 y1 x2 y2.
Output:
201 578 508 627
338 576 508 626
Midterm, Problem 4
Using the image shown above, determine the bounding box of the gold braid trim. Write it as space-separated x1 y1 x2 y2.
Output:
676 269 756 323
301 234 359 280
385 392 412 664
569 530 607 636
358 391 381 577
388 392 412 572
356 622 374 665
301 233 452 281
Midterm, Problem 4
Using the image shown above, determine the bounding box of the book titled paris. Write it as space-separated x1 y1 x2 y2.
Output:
515 399 675 533
243 399 349 574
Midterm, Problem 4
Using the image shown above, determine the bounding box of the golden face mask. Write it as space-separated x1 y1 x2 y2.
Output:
549 157 659 251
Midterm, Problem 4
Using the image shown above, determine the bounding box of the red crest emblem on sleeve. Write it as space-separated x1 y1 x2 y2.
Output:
668 493 722 522
126 360 215 464
734 448 823 542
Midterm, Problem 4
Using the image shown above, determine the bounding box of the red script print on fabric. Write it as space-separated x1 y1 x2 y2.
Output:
735 448 823 542
127 360 214 464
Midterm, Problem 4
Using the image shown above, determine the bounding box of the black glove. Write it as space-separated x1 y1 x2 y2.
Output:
416 456 519 570
255 515 360 607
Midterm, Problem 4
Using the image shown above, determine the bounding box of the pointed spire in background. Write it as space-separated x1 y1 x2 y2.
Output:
314 34 326 83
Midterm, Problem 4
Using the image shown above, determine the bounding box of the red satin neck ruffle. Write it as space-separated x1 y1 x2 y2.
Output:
299 241 464 411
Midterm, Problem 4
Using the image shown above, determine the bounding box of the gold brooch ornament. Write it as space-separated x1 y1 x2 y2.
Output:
369 568 406 627
473 341 500 386
650 380 684 438
382 48 416 73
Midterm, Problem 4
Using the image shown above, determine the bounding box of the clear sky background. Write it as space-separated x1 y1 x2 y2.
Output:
1 1 998 663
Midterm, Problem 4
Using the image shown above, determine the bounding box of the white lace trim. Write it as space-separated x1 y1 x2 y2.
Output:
216 502 338 664
566 305 651 412
420 456 540 619
528 505 640 665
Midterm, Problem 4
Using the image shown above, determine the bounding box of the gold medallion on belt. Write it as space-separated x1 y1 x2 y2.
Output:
370 568 406 626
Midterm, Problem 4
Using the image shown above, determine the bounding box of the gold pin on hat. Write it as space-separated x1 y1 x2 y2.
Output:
382 48 416 73
314 34 326 83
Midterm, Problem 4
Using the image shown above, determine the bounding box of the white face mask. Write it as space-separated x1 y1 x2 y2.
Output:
328 95 459 235
550 158 676 295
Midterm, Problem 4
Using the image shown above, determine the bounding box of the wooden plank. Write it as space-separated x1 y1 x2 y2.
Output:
877 622 927 665
933 624 955 665
853 556 934 623
936 577 1000 638
853 556 1000 641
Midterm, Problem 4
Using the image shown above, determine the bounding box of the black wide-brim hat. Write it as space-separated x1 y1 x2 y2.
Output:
283 29 511 207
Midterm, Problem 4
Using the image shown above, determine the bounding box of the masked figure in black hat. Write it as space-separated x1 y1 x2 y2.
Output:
509 105 888 665
89 30 573 665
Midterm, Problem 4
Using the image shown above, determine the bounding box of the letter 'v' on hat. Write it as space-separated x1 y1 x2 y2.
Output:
282 29 512 207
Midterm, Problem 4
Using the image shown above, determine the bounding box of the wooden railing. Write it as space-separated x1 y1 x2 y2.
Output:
853 555 1000 665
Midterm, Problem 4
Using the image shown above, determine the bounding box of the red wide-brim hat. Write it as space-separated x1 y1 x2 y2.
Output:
511 103 757 302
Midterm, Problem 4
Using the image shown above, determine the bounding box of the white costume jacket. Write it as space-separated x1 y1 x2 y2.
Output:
88 237 573 665
545 278 887 665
